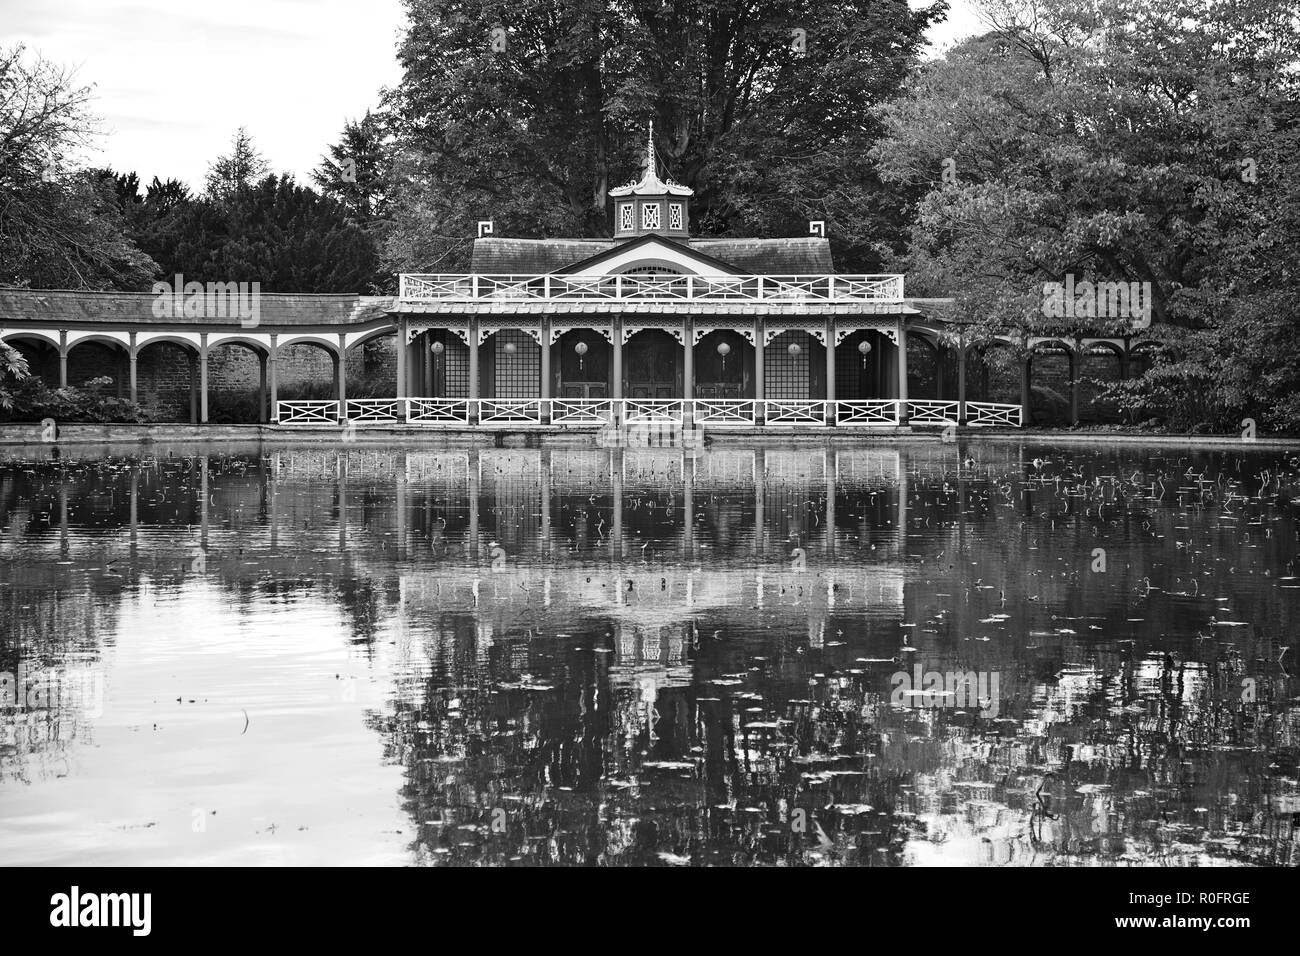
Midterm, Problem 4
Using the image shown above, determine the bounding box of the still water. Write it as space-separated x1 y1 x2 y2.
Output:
1 440 1297 866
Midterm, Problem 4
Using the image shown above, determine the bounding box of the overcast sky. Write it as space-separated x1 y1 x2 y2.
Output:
2 0 983 192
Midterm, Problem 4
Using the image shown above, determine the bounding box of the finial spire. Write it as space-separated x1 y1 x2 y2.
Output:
645 121 655 178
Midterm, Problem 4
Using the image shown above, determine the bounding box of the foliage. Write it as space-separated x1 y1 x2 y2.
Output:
872 0 1300 431
0 375 151 423
382 0 946 272
0 44 159 289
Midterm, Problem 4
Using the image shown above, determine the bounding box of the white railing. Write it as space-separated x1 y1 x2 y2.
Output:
693 399 757 426
551 398 613 425
836 400 901 426
399 273 905 303
408 398 472 425
274 397 1024 428
345 398 402 422
478 399 543 426
277 400 338 425
906 399 961 425
622 399 684 425
764 399 830 424
966 401 1021 427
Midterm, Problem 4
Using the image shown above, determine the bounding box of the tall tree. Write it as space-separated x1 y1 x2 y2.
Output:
313 110 392 224
204 127 270 202
384 0 945 272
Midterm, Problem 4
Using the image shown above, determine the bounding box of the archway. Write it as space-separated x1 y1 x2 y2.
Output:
1079 342 1124 424
3 335 60 387
135 340 200 422
275 341 339 402
206 341 267 423
1028 340 1074 425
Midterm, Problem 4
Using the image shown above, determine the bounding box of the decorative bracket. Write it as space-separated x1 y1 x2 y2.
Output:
835 322 899 347
693 325 755 346
407 322 469 345
623 325 684 346
764 324 826 346
478 324 543 346
549 324 613 345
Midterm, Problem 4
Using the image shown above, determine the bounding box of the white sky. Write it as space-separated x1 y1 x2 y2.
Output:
1 0 983 192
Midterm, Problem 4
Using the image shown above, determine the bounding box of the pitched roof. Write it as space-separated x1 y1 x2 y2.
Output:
0 288 394 326
470 236 835 275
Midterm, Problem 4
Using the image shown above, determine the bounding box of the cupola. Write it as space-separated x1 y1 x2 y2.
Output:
609 122 692 239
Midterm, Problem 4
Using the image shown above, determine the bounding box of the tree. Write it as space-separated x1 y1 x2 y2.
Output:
383 0 946 272
0 45 157 289
204 127 269 201
872 0 1300 430
313 110 392 224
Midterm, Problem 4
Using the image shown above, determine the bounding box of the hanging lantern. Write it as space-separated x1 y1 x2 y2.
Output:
787 341 802 357
430 340 445 355
716 339 731 376
574 340 588 375
503 340 517 355
858 338 872 369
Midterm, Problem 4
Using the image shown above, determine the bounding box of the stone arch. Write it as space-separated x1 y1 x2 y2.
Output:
2 333 61 386
135 339 201 422
1027 339 1074 425
206 340 267 423
1129 340 1166 378
1078 340 1125 424
343 328 398 397
275 340 341 402
65 337 130 395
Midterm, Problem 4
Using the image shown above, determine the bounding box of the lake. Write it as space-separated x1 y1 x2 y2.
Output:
1 440 1297 866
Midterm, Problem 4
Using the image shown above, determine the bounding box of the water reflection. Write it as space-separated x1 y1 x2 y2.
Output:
1 442 1297 865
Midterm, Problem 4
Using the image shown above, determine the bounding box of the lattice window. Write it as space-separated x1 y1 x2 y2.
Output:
619 203 634 232
765 331 812 399
621 266 681 276
641 202 660 230
668 203 683 230
493 329 540 398
444 338 469 397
